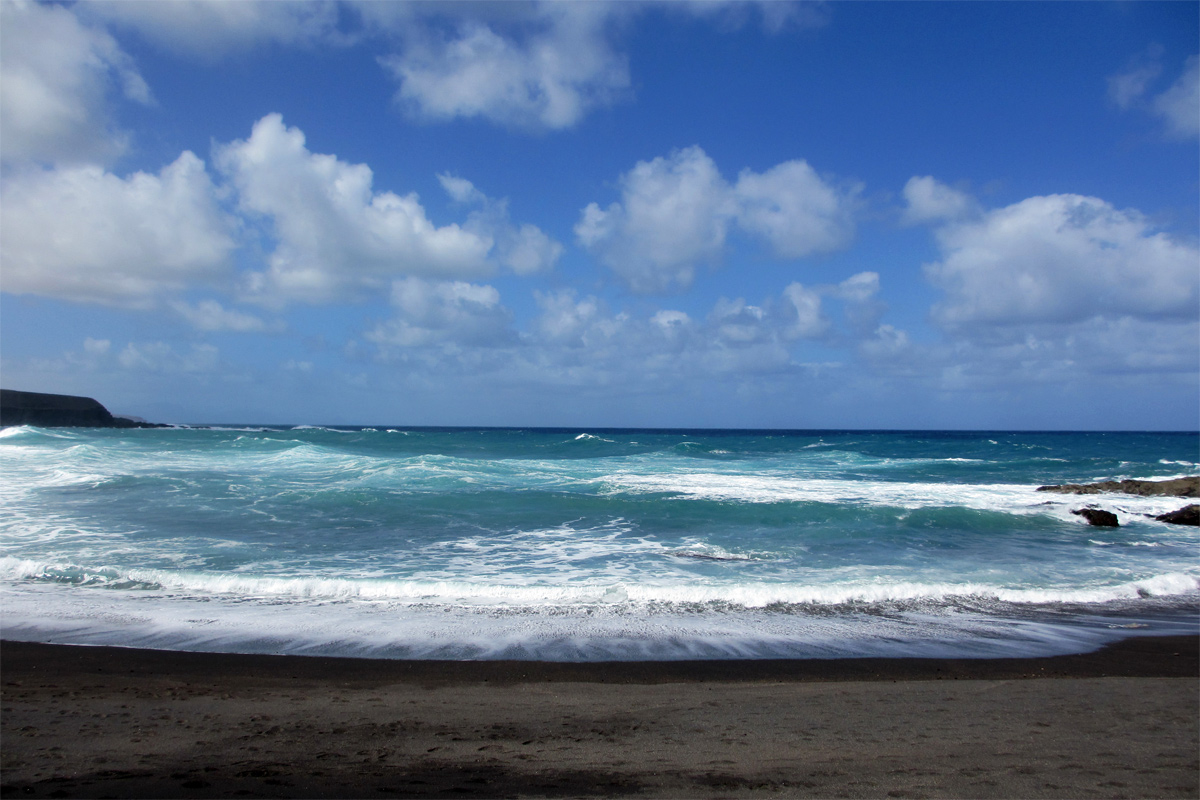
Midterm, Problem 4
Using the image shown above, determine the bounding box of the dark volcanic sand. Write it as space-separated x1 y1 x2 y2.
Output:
2 636 1197 798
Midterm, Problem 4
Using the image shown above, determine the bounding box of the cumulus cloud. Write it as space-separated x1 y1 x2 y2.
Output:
438 174 562 275
924 193 1199 329
0 151 236 307
901 176 974 225
351 268 903 403
79 0 343 58
576 146 732 292
577 146 857 293
1109 51 1199 139
215 114 505 304
779 283 830 340
366 278 514 350
379 3 630 131
0 0 150 165
533 290 609 348
734 160 858 257
859 324 912 361
526 274 879 380
710 297 771 345
367 1 828 132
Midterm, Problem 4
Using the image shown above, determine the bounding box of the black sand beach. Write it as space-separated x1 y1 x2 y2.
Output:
2 636 1197 798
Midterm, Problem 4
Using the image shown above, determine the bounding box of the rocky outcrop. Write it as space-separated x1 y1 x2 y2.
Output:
1155 504 1199 526
1072 508 1120 527
1037 477 1199 498
0 389 164 428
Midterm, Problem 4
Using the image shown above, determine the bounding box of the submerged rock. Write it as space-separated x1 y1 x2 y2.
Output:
1038 477 1199 498
1072 508 1120 527
1155 504 1200 526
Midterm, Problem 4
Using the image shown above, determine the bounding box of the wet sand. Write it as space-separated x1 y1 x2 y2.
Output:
2 636 1197 798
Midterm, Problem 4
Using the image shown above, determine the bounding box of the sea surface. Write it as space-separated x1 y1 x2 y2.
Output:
1 426 1197 661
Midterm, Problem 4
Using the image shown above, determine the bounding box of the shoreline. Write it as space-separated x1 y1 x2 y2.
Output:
3 636 1197 798
2 633 1198 684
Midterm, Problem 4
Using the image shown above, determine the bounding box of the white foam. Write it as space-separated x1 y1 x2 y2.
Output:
0 426 82 441
601 472 1195 519
573 433 615 442
3 557 1195 609
3 577 1196 662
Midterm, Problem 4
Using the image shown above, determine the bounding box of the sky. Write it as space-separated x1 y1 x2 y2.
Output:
1 0 1197 429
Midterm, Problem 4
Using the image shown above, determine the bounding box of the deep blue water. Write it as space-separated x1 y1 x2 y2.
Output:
1 426 1197 660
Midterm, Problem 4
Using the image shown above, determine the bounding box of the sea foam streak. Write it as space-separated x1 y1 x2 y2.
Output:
2 556 1196 606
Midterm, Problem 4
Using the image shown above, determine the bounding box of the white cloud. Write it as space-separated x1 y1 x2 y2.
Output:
780 283 829 340
832 271 880 303
533 290 609 349
915 316 1199 392
0 0 150 165
830 271 886 334
1108 51 1200 140
504 224 563 276
215 114 496 304
366 278 514 349
79 0 343 58
1104 49 1161 110
437 173 486 205
675 0 831 34
925 193 1199 329
901 176 974 225
171 300 279 333
733 160 858 257
439 174 562 276
711 297 770 345
651 309 692 332
577 146 857 293
524 290 783 383
366 1 826 132
0 151 236 307
380 3 630 131
859 324 911 360
83 338 111 355
359 271 898 393
1154 55 1199 139
576 146 731 292
118 341 219 373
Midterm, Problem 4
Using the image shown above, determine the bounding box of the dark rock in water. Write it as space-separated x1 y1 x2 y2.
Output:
1155 504 1200 526
1072 507 1120 527
0 389 164 428
1038 477 1199 498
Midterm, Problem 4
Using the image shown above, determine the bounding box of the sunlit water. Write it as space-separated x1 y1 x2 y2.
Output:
2 425 1197 660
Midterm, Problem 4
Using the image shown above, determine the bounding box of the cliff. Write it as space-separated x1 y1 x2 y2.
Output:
0 389 163 428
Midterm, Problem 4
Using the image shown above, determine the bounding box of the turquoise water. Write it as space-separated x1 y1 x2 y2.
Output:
1 425 1197 660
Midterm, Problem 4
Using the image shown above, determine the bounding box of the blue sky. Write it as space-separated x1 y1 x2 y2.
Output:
1 0 1197 429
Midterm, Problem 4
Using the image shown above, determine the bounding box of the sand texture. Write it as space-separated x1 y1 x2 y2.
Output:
2 636 1197 798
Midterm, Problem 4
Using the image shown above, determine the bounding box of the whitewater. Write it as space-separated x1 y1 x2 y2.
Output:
1 425 1196 660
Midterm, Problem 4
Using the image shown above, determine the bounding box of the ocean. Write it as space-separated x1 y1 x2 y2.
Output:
1 425 1197 661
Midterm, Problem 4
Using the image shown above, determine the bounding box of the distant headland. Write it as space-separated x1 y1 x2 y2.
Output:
0 389 166 429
